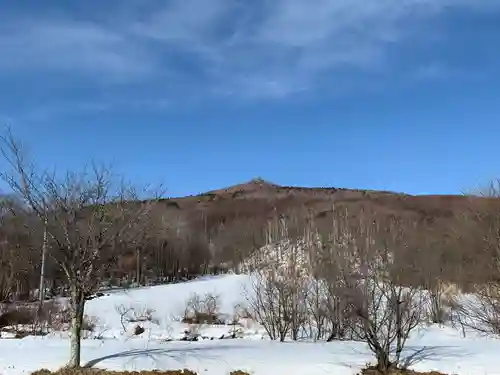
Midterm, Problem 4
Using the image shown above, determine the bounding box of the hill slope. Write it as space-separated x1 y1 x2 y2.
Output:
101 181 492 290
165 179 478 222
153 180 481 252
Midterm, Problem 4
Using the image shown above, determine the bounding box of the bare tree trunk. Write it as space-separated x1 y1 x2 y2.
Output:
68 289 85 368
395 296 403 365
38 218 48 308
136 247 141 286
376 348 391 373
279 328 287 342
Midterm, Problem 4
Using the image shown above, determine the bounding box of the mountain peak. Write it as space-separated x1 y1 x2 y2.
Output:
247 177 277 187
208 178 279 195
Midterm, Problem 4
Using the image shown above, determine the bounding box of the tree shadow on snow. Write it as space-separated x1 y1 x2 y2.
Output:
400 345 471 369
83 343 253 369
334 345 469 370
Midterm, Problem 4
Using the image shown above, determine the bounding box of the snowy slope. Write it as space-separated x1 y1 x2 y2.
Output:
83 274 258 340
0 274 499 375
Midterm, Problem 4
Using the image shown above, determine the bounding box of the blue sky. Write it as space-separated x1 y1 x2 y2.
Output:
0 0 499 196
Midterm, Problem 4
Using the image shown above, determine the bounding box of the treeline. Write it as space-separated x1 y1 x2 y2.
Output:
1 186 498 303
0 193 328 301
0 197 270 301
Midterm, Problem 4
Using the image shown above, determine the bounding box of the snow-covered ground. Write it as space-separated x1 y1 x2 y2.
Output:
0 274 499 375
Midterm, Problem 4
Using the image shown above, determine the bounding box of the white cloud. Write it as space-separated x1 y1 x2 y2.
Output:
131 0 233 44
0 0 497 97
2 97 174 125
0 19 155 82
126 0 495 97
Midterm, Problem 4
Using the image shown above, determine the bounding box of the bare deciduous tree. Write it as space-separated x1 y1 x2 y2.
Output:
323 209 354 341
451 180 500 337
244 216 308 342
0 130 162 368
340 215 426 373
455 284 500 335
245 268 291 341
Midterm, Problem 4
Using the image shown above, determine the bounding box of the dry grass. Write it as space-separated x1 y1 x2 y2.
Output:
359 366 455 375
31 369 199 375
30 367 459 375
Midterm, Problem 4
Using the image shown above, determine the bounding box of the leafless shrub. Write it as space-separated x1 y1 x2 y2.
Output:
233 303 251 319
347 276 426 373
203 293 220 321
0 272 14 303
230 303 254 334
454 284 500 335
343 217 427 374
228 310 242 338
0 300 75 337
48 303 72 331
81 315 98 332
80 315 109 339
115 304 158 332
427 287 447 325
0 306 37 338
289 277 309 341
449 180 500 337
183 293 203 322
243 216 310 342
301 275 352 342
302 219 328 341
131 305 157 324
245 268 293 341
115 304 133 332
312 208 427 372
324 287 354 341
426 282 457 325
313 208 359 342
182 292 222 325
411 227 459 327
0 306 35 328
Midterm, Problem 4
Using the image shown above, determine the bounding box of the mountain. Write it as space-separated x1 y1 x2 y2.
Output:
144 180 490 284
151 180 483 259
161 179 479 224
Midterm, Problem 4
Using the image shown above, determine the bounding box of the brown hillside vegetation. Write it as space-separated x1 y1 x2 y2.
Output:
0 176 496 303
143 179 493 286
164 178 479 222
156 178 482 243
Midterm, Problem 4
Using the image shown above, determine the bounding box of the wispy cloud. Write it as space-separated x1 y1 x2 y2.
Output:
1 97 173 125
0 0 497 98
0 18 155 82
125 0 496 98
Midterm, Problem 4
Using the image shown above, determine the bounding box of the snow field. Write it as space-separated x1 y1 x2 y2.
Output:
0 274 499 375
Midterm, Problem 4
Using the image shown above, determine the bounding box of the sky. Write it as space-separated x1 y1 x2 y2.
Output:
0 0 499 197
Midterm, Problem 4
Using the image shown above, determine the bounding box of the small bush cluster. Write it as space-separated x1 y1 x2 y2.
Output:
0 300 72 337
81 315 99 332
115 304 158 334
0 300 106 339
181 292 224 325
